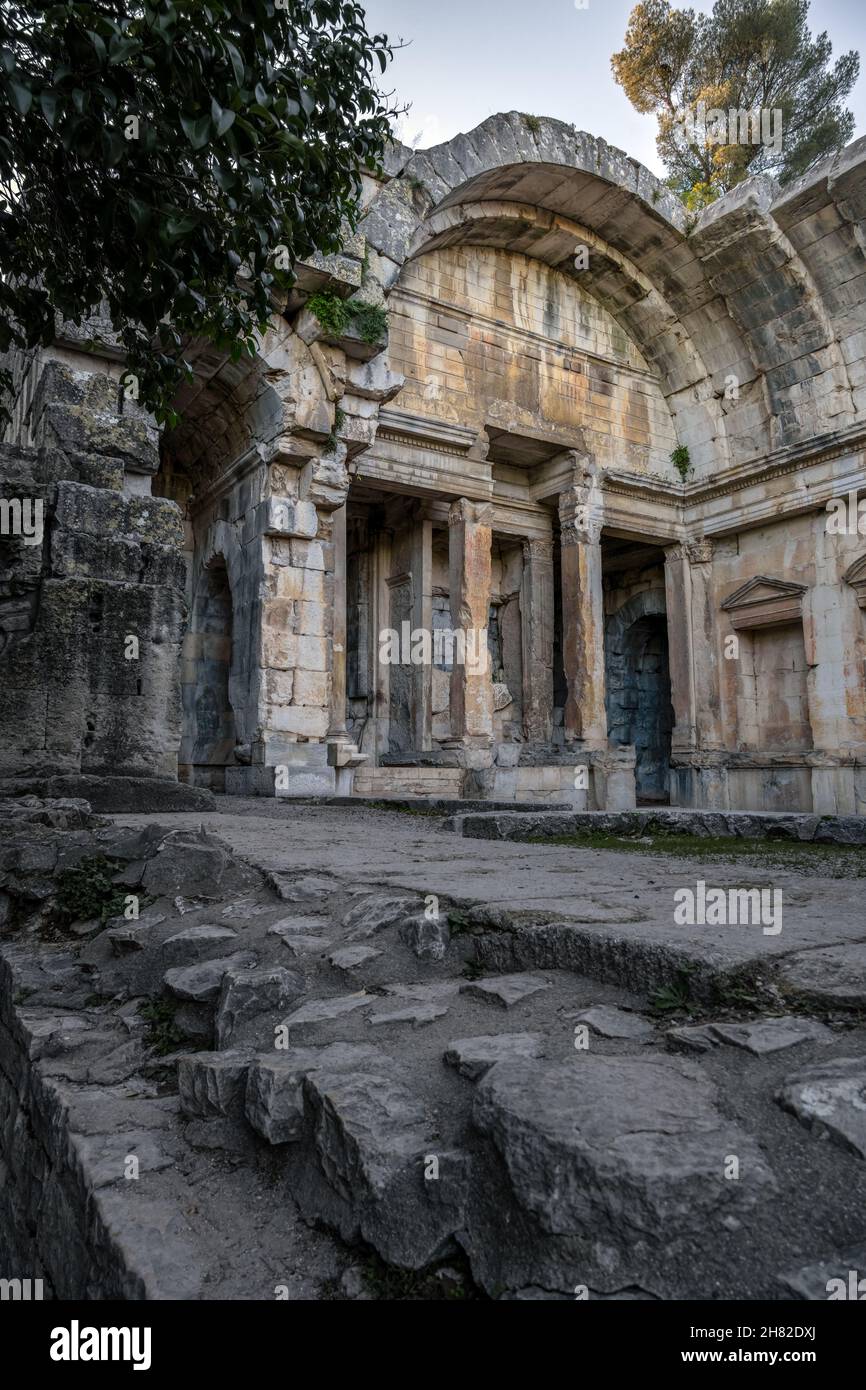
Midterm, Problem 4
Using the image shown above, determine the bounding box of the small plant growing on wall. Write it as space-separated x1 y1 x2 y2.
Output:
324 406 347 456
307 290 353 337
670 444 691 481
307 291 388 345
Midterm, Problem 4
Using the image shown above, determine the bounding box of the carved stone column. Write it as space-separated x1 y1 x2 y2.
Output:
686 538 723 750
663 543 696 754
411 514 433 751
520 538 555 744
448 498 493 752
558 488 606 747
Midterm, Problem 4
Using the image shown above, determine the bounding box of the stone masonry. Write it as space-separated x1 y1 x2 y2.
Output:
3 113 866 813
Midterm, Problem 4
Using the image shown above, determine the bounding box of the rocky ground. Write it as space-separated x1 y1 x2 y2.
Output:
1 795 865 1300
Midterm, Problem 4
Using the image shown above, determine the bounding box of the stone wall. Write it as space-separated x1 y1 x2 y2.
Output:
0 360 186 783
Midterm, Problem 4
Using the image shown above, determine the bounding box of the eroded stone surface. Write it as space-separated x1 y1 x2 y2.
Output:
164 952 258 1004
777 1057 866 1158
573 1006 655 1040
778 945 866 1008
669 1017 833 1055
444 1033 545 1080
461 973 551 1009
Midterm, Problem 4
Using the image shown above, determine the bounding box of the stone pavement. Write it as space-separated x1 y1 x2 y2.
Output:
1 798 865 1300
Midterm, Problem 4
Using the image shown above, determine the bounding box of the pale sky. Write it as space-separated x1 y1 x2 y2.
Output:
362 0 866 175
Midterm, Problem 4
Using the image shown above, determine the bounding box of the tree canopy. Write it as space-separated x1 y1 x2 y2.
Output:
0 1 396 422
612 0 859 209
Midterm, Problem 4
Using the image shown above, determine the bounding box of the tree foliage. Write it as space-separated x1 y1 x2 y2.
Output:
0 1 397 422
612 0 859 209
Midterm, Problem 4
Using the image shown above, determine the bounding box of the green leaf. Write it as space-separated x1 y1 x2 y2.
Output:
7 79 32 115
223 40 245 88
39 91 58 127
180 113 212 150
216 108 236 137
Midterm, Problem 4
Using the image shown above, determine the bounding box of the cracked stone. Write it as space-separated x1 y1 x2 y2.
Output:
245 1043 384 1143
178 1050 254 1119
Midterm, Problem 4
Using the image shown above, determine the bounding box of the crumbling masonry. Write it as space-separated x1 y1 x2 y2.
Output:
3 113 866 813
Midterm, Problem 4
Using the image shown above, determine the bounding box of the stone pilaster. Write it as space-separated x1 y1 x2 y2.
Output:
447 498 493 753
663 543 697 754
558 487 606 747
412 515 434 751
520 538 554 743
686 538 724 750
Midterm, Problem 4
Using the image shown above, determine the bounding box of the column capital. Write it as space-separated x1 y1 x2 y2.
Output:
686 537 714 565
448 497 494 528
522 537 554 563
558 486 602 544
664 542 687 566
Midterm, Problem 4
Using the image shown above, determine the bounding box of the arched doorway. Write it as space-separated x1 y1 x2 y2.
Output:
606 590 674 803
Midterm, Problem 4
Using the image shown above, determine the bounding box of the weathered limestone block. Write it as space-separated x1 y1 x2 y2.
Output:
468 1056 776 1295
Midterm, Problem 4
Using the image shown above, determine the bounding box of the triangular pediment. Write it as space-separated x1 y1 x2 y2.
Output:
721 576 808 611
843 553 866 586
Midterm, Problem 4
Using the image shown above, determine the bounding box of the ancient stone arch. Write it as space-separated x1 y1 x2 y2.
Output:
4 113 866 812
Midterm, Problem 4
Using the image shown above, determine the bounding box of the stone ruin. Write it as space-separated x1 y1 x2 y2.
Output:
2 112 865 815
2 115 866 1304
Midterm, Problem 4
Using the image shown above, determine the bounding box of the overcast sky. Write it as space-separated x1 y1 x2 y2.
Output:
362 0 865 175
